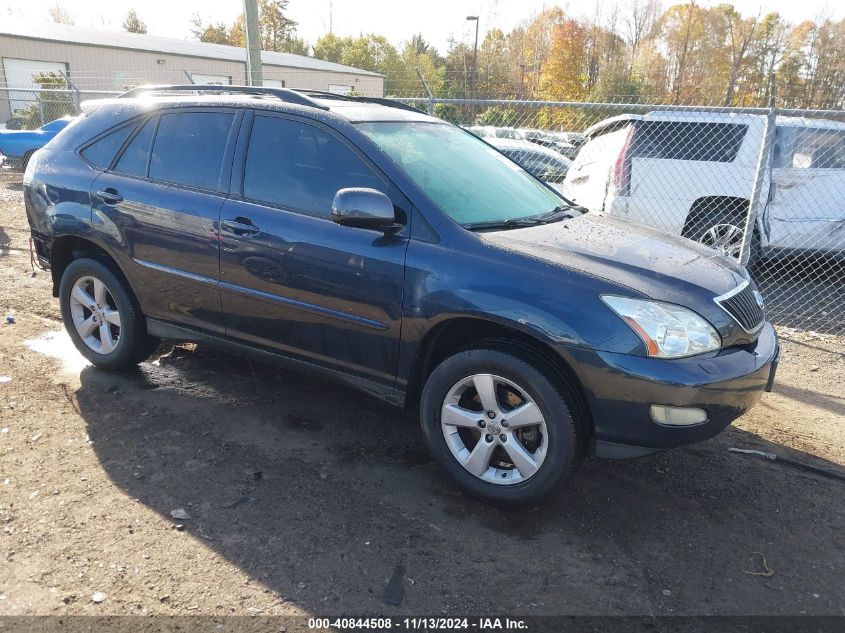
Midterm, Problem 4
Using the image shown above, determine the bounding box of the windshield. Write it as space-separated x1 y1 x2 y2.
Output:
357 122 563 226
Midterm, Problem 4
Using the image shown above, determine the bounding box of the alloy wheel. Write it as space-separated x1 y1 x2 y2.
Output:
699 222 744 259
68 275 122 354
440 373 548 485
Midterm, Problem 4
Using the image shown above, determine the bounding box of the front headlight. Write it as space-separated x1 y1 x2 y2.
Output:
602 295 721 358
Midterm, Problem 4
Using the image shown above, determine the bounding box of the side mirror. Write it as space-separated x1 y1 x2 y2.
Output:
332 188 398 231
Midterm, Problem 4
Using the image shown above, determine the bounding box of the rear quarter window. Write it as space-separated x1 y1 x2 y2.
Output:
631 121 747 162
80 124 136 169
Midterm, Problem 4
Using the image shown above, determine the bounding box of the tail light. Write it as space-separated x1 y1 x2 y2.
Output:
609 125 634 197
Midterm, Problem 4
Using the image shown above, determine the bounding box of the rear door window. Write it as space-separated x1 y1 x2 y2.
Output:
148 111 234 191
243 115 385 218
114 118 156 178
631 121 747 162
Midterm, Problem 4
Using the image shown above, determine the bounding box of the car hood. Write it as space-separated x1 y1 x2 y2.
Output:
481 212 748 301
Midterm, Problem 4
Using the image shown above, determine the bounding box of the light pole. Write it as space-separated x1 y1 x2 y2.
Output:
244 0 263 86
466 15 479 100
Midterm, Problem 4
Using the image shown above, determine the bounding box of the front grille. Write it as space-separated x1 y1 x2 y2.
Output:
716 282 765 333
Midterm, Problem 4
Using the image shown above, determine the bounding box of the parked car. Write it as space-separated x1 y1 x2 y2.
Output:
562 111 845 260
517 128 578 159
466 125 525 141
0 116 73 169
25 86 778 505
486 137 572 193
556 131 587 149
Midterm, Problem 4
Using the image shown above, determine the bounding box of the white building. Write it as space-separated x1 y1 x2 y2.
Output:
0 19 384 122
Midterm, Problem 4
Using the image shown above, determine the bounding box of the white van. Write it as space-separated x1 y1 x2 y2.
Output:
562 111 845 260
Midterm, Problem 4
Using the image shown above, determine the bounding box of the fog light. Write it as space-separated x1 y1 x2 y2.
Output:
650 405 707 426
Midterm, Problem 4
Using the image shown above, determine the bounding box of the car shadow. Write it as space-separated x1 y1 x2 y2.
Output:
73 344 845 615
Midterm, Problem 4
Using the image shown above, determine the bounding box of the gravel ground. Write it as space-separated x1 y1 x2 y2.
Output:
0 169 843 617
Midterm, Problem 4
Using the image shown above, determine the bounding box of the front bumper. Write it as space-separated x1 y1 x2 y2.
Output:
566 322 779 458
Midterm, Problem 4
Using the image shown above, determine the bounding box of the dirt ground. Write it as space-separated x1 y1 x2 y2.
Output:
0 169 843 618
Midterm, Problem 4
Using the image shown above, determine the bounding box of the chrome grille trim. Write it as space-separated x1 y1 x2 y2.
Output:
713 279 765 334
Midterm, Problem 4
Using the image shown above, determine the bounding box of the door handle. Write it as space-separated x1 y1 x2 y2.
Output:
221 217 260 236
96 188 123 205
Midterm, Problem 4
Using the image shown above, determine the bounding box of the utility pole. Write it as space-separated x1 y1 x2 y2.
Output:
466 15 479 100
244 0 263 86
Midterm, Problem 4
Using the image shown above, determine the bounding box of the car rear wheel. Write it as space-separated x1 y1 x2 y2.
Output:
420 346 581 506
684 209 760 266
59 258 159 370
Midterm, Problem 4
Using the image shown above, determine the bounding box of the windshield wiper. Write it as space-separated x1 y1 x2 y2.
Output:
462 216 546 231
530 205 577 223
462 204 586 232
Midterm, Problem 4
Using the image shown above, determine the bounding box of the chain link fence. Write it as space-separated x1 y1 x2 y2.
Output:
1 72 842 333
387 91 845 334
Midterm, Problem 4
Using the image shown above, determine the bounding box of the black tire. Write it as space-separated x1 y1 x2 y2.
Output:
59 257 159 370
420 345 582 506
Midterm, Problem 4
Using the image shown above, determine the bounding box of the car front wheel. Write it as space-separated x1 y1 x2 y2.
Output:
420 345 582 506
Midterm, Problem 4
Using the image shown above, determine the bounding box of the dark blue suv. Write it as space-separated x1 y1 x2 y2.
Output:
24 86 779 505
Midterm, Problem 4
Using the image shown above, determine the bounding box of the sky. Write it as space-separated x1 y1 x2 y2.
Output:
1 0 842 53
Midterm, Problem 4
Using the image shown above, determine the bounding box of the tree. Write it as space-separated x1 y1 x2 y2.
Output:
122 9 147 34
721 5 758 106
658 2 704 103
313 33 347 63
625 0 661 74
48 4 73 25
538 19 589 102
15 73 75 129
190 13 232 44
191 2 303 53
259 0 298 52
475 105 518 126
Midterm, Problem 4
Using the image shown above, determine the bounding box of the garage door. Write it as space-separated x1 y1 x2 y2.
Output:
2 58 69 115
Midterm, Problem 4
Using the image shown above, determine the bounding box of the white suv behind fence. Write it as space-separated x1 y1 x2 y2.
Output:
562 111 845 261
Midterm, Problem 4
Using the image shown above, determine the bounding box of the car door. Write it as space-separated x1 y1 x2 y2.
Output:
218 111 409 385
766 124 845 252
90 108 240 332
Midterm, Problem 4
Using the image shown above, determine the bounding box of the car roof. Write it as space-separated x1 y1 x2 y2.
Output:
82 90 438 125
584 110 845 138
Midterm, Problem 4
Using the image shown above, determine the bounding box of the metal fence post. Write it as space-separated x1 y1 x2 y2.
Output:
741 74 778 267
56 69 80 113
415 68 434 115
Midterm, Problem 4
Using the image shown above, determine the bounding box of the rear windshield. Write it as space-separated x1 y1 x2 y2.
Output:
629 120 747 162
357 122 562 225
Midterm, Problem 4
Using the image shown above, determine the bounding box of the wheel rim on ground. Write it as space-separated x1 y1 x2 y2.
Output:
440 373 548 485
68 275 122 354
699 223 744 259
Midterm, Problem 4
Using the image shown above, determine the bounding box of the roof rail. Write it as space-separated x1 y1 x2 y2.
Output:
291 89 427 114
118 84 328 110
354 96 429 114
